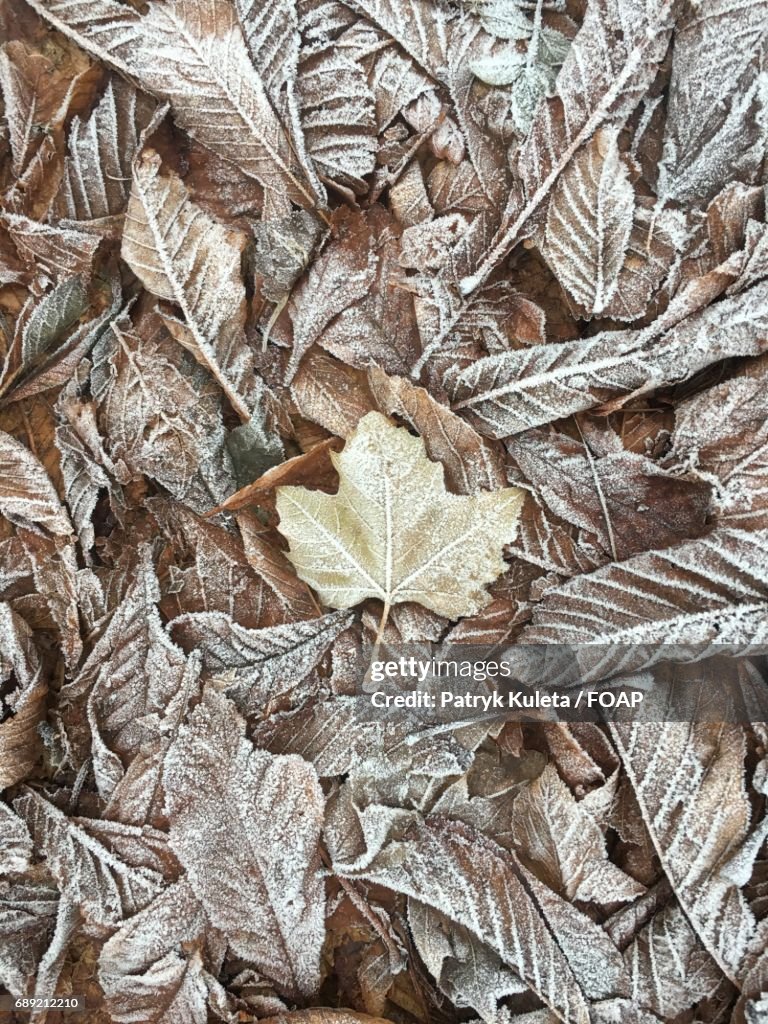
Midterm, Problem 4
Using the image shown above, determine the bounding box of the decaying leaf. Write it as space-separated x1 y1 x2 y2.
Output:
611 723 762 985
163 688 326 996
541 128 634 317
13 789 166 929
0 429 73 536
511 763 644 904
122 151 255 421
523 527 768 647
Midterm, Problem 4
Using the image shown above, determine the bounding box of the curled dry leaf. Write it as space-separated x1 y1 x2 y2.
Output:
0 430 72 536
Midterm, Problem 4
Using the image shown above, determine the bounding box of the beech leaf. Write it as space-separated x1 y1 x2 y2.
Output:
163 688 326 996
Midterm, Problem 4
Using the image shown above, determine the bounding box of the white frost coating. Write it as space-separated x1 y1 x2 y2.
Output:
512 764 644 904
524 526 768 647
657 0 768 206
448 279 768 438
611 722 760 986
13 789 164 928
169 608 352 711
0 429 73 536
163 688 326 997
122 153 255 420
99 879 211 1024
332 812 594 1023
543 127 634 316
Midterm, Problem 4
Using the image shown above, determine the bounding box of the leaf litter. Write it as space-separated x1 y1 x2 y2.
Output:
0 0 767 1021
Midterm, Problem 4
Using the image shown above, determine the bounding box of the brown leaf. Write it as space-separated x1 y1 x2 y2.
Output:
163 688 326 996
0 429 72 536
369 366 506 494
511 764 645 904
13 789 166 929
292 350 377 440
0 604 45 790
508 426 711 560
611 722 761 985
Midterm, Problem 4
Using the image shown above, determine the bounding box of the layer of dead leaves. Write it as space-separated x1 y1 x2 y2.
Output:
1 0 768 1021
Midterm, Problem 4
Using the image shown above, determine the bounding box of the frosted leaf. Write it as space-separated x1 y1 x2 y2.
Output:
611 722 759 985
508 427 711 561
92 314 235 511
672 367 768 529
71 553 202 800
473 0 533 40
340 0 453 81
7 278 123 405
0 880 59 997
316 207 422 377
292 349 378 438
597 201 679 323
3 213 101 282
13 789 165 928
446 331 648 438
52 78 157 225
122 153 255 421
622 902 723 1017
442 21 511 207
253 694 467 778
27 0 323 209
470 24 570 137
333 814 593 1021
0 604 45 791
276 412 524 617
0 41 70 178
237 511 323 622
20 277 88 369
168 608 352 712
18 531 82 670
523 526 768 650
226 400 285 490
151 500 301 629
0 803 33 876
132 0 322 208
55 406 118 555
541 128 634 317
285 207 376 380
298 45 377 194
253 210 324 304
235 0 299 103
461 0 676 293
408 899 527 1023
359 27 434 131
657 0 768 207
163 688 326 996
400 214 471 272
389 160 433 226
447 279 768 438
99 879 212 1024
21 0 142 78
0 429 72 536
511 764 644 904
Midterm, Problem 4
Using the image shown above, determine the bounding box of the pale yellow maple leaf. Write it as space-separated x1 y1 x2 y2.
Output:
275 412 524 620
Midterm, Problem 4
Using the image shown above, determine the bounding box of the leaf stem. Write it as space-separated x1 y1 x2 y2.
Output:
365 599 392 686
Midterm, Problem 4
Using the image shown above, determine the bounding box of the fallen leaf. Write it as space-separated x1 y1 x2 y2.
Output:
276 412 524 617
